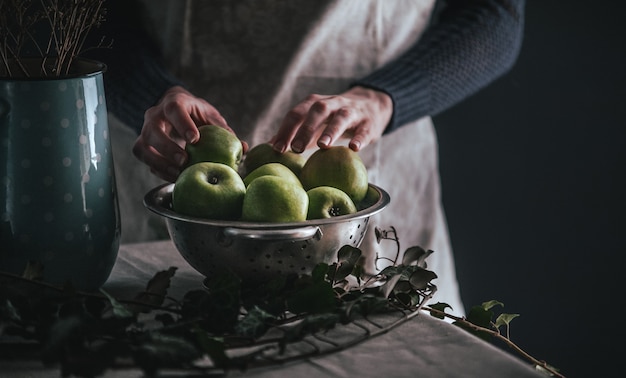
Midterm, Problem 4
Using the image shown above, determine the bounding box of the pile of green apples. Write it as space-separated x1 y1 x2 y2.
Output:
172 125 377 222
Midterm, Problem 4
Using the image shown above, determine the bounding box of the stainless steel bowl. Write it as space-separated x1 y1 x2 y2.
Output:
143 183 390 285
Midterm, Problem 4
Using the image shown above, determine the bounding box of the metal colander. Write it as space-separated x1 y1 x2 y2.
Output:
143 183 390 285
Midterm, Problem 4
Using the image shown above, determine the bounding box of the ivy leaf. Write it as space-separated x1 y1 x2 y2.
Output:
379 273 402 299
133 332 201 375
481 300 504 312
394 291 421 308
184 289 240 334
392 280 413 294
286 280 336 314
311 263 329 282
379 265 402 278
0 299 21 323
402 246 433 268
408 268 437 290
235 306 277 338
495 313 520 329
337 244 361 263
241 273 294 316
465 305 494 329
331 245 362 282
194 331 230 368
183 270 242 333
21 260 44 281
351 255 366 284
100 289 133 319
428 302 453 319
130 267 177 313
455 305 494 340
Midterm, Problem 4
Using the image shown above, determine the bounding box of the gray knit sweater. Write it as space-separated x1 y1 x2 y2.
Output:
86 0 525 134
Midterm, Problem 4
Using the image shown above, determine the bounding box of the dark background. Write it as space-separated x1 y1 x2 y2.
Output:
434 2 625 377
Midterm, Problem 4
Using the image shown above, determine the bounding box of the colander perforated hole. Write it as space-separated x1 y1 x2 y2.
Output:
265 254 271 259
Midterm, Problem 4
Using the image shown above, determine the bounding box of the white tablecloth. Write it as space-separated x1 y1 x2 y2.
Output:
1 241 545 378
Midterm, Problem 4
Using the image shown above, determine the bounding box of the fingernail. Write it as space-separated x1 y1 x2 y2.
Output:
291 140 304 153
174 153 186 166
349 140 361 151
273 142 285 153
185 130 197 143
318 135 331 147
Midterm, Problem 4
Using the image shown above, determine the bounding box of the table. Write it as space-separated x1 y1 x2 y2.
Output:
1 241 546 378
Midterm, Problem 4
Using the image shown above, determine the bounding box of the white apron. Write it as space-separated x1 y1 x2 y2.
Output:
130 0 464 315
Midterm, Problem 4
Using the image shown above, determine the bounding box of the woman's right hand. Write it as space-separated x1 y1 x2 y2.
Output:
132 86 234 182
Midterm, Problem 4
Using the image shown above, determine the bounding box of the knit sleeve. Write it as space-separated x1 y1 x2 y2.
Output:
84 0 184 134
352 0 525 133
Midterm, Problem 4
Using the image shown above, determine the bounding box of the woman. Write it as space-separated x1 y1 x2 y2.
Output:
90 0 525 315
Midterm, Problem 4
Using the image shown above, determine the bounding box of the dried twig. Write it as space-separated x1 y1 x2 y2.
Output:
426 306 564 378
0 0 107 78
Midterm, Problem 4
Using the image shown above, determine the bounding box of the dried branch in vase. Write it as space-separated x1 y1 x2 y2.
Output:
0 0 109 78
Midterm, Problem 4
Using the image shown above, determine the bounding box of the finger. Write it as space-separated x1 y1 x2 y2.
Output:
272 95 320 153
348 120 374 152
241 140 249 154
139 115 188 165
161 101 200 143
191 106 229 130
316 107 356 149
132 140 181 182
291 97 334 153
145 127 188 167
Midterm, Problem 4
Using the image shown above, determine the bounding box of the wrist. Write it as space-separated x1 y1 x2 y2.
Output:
350 85 393 127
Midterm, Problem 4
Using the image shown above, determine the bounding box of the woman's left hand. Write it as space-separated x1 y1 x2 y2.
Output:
270 86 393 154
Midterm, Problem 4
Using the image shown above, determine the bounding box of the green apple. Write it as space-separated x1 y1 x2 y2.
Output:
357 185 379 211
299 146 368 204
241 175 308 222
172 162 246 220
185 124 243 171
243 162 302 188
306 186 357 220
243 142 306 177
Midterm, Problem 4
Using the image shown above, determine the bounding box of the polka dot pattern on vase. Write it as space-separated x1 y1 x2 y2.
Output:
0 61 120 291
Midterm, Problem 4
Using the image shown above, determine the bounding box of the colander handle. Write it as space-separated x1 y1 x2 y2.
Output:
223 226 322 241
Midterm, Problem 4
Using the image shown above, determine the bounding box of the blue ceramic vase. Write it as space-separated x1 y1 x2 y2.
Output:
0 60 120 291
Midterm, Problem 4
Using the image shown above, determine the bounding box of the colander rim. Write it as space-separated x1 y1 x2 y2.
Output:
143 183 390 228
